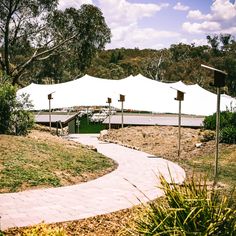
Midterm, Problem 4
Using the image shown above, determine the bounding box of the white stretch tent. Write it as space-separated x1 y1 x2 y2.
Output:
17 74 236 116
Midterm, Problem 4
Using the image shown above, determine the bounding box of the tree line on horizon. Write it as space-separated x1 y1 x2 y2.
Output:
0 1 235 96
87 34 236 96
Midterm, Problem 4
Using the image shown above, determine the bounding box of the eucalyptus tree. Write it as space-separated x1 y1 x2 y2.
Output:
48 5 111 73
0 1 111 85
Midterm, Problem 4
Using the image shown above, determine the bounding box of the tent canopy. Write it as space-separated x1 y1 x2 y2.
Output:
17 74 236 116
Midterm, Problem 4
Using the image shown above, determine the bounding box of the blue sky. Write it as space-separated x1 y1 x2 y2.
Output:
58 0 236 49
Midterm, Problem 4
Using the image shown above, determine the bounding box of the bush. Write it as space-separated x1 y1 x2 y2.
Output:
220 126 236 144
130 176 236 235
203 111 234 130
203 111 236 144
0 83 34 135
0 83 16 133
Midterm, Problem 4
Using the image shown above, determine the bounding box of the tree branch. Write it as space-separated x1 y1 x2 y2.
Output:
0 25 5 33
11 14 23 46
11 33 78 83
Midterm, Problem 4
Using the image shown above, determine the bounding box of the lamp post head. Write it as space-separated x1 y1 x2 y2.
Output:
175 90 184 101
106 97 112 104
213 70 226 87
201 64 227 88
171 87 185 101
48 92 55 100
118 94 125 102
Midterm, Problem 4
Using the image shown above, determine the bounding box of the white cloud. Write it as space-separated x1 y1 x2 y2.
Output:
187 10 212 20
176 38 208 46
98 0 169 28
107 24 180 49
182 21 221 34
96 0 175 49
173 2 189 11
187 0 236 21
220 26 236 34
179 38 188 44
211 0 236 21
184 0 236 36
191 38 208 46
58 0 93 10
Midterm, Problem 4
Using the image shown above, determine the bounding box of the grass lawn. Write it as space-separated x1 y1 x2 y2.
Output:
179 145 236 188
0 130 117 193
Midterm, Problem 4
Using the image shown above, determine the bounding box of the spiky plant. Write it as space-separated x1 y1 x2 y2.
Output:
130 176 236 235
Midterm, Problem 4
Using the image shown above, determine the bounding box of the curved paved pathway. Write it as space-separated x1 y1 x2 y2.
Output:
0 134 185 230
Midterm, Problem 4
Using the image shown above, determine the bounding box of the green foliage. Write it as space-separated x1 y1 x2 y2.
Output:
0 0 58 84
0 1 111 85
131 176 236 235
0 83 34 135
203 111 234 130
0 83 16 133
203 111 236 144
220 126 236 144
203 113 216 130
47 4 111 73
109 51 124 64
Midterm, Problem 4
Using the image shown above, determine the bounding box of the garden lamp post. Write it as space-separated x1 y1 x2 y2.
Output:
118 94 125 129
201 64 227 185
174 89 184 157
106 97 112 131
48 92 54 132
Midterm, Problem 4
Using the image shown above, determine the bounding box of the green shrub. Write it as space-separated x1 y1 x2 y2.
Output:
0 83 16 133
130 176 236 235
203 111 234 130
231 112 236 127
203 111 236 144
0 83 34 135
220 126 236 144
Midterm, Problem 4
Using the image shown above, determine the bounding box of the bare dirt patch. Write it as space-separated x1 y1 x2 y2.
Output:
101 126 215 161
